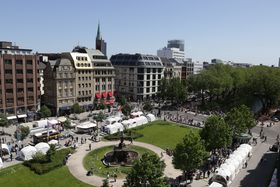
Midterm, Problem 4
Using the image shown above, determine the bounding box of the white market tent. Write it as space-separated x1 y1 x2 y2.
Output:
1 144 11 155
104 116 122 126
76 121 97 133
48 119 59 126
34 119 48 128
134 116 148 127
209 182 223 187
0 157 3 169
121 119 132 129
35 142 50 154
130 111 144 118
104 123 124 134
48 139 59 145
18 145 37 161
210 144 252 186
57 116 67 123
146 113 156 122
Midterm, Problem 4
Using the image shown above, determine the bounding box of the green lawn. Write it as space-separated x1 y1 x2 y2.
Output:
0 164 93 187
134 120 199 149
83 145 155 178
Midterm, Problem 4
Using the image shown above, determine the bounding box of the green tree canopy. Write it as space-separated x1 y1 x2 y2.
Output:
72 103 84 114
225 105 256 135
0 113 9 131
173 131 208 174
14 126 30 141
39 105 52 118
200 115 233 151
122 103 131 117
124 153 167 187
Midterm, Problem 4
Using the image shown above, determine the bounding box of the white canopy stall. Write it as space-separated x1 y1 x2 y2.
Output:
130 111 144 118
134 116 148 127
35 142 50 154
18 145 37 161
146 113 156 122
76 121 97 133
0 144 11 155
209 182 223 187
0 157 3 169
104 123 124 134
104 116 122 126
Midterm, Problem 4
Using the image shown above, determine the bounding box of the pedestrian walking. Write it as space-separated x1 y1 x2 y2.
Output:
207 170 210 178
10 153 13 161
89 143 91 151
113 173 117 182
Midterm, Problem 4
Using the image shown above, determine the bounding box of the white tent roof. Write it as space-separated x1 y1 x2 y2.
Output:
76 121 96 129
35 142 50 154
48 119 59 125
216 167 231 179
104 122 124 134
131 111 144 117
35 120 48 128
0 157 2 169
48 139 58 145
1 144 10 155
19 145 37 161
58 116 67 123
209 182 223 187
146 113 156 122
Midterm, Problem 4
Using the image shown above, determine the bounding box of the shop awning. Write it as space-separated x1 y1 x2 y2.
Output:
7 116 17 120
95 93 101 99
108 92 113 97
102 92 107 98
17 114 27 118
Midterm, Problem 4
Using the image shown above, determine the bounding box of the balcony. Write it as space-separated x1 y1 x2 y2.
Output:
26 74 33 79
17 92 24 97
27 99 34 104
26 64 33 69
27 82 34 87
6 102 14 107
6 93 14 98
16 74 24 79
6 83 13 89
16 64 23 69
27 91 34 96
5 74 13 79
17 101 25 106
5 64 12 69
17 83 24 88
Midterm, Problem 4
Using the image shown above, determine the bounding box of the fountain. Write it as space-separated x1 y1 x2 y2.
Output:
103 132 139 166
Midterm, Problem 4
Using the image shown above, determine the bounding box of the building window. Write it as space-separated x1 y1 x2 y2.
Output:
16 60 23 65
96 85 100 91
26 60 33 65
146 81 150 86
158 74 161 79
5 70 12 74
147 75 150 80
153 68 156 73
137 68 144 73
4 60 12 65
147 68 151 73
146 88 150 93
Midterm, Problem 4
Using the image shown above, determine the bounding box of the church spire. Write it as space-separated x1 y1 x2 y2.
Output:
96 21 102 40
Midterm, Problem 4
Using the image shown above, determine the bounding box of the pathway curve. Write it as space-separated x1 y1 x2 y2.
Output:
67 140 181 187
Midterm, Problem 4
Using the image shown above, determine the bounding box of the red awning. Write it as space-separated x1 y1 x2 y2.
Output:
102 92 107 98
108 92 113 97
95 93 101 99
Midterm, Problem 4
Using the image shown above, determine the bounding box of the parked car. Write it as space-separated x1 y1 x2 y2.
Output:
271 116 279 122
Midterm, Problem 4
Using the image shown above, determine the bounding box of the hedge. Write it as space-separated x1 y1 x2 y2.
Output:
24 148 74 175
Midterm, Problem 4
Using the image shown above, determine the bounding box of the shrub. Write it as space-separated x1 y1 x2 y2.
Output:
24 148 74 174
32 151 47 163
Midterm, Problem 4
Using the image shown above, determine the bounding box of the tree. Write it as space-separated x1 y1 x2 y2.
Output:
101 178 109 187
0 113 9 133
173 131 208 176
64 119 73 129
143 102 153 112
120 96 127 106
124 153 168 187
200 115 232 151
72 103 84 114
14 126 30 141
122 103 131 117
225 105 256 135
39 105 51 118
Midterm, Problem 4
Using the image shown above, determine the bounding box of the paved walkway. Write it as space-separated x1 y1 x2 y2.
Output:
67 141 181 187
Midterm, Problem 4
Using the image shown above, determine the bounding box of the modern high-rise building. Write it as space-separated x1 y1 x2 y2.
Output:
110 53 164 101
157 39 185 61
0 41 40 121
167 40 184 52
95 23 107 56
43 47 115 115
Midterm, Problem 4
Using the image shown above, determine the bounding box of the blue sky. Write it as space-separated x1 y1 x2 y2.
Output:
1 0 279 65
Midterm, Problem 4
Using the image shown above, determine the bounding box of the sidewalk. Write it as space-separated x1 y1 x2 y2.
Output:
67 141 181 187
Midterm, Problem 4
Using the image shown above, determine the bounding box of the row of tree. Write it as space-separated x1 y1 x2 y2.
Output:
158 64 280 113
187 64 280 113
